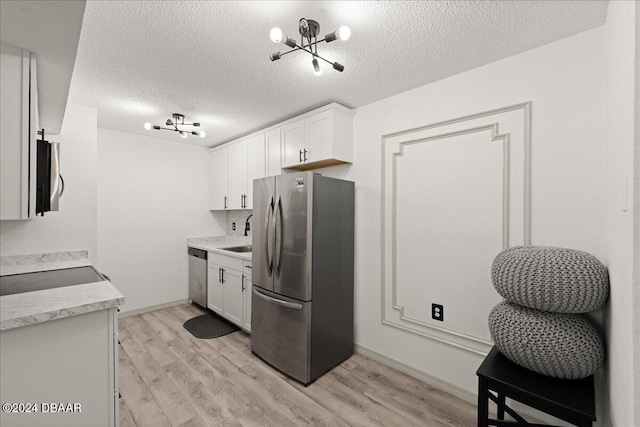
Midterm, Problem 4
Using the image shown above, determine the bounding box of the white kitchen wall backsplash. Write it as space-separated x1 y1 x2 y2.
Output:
227 210 254 237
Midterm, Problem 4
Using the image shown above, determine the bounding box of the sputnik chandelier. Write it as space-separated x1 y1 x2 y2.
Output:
144 113 205 139
269 18 351 75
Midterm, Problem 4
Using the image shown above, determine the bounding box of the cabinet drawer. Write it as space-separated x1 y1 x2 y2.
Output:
208 252 243 271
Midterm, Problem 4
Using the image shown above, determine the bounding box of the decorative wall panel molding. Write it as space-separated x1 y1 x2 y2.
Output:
381 102 531 355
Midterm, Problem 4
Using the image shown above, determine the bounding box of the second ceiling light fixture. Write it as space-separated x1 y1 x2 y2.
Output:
144 113 205 139
269 18 350 75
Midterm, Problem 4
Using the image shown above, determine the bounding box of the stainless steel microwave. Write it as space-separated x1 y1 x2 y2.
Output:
36 131 63 216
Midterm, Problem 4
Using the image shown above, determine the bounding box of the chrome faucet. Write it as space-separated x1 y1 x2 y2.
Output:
244 214 253 236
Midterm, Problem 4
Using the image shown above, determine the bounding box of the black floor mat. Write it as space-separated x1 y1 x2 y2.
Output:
183 311 240 339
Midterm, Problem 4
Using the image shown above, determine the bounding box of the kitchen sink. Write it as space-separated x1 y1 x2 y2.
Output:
221 245 252 253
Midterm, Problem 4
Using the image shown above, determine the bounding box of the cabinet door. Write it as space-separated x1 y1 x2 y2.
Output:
207 263 224 314
1 44 35 220
246 134 265 210
209 149 229 210
266 129 282 177
304 110 333 164
281 119 305 168
243 274 252 332
228 142 247 209
223 268 243 327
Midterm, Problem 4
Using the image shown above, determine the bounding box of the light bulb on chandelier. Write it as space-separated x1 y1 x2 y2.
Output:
312 58 322 75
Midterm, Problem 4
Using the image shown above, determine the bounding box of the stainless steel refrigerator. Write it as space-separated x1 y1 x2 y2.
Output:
251 171 354 385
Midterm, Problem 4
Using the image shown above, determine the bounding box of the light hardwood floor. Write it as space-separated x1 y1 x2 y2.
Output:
118 304 477 427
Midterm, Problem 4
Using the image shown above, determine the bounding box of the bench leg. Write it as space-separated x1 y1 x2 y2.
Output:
497 392 505 420
478 377 489 427
578 415 593 427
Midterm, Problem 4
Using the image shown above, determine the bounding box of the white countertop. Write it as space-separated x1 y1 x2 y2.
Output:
0 251 124 331
187 235 253 261
0 250 91 276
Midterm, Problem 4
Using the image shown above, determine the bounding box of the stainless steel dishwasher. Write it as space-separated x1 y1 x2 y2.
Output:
188 247 207 308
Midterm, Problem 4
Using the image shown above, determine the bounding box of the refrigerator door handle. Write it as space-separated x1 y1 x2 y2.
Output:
253 288 302 310
265 196 274 275
274 194 283 277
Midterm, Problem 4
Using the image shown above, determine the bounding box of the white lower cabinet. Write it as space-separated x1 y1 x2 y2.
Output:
222 268 243 326
207 262 224 315
242 262 252 332
0 308 119 426
207 252 252 332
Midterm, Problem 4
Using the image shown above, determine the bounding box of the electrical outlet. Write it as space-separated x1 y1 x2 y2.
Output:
432 304 444 321
232 222 236 231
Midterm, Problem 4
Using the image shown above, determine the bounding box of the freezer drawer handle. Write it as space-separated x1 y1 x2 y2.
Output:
253 289 302 310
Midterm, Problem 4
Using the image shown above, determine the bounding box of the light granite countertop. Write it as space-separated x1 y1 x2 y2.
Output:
0 251 124 331
0 250 91 276
187 235 253 261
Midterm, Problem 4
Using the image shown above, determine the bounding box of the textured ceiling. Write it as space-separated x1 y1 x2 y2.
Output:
66 1 608 147
0 0 86 134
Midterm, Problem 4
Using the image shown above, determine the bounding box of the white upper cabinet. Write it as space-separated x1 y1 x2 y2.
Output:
281 120 305 168
209 148 229 210
210 134 266 211
228 142 248 209
304 110 333 164
280 105 354 170
246 134 265 209
266 129 282 177
1 43 38 220
208 103 353 210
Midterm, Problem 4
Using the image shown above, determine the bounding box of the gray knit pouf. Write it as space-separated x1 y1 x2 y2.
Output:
491 246 609 313
488 302 604 379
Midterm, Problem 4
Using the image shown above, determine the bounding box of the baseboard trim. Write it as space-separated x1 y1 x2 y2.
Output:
118 299 190 318
353 342 477 405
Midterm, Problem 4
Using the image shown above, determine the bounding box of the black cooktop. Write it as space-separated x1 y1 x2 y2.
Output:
0 266 105 297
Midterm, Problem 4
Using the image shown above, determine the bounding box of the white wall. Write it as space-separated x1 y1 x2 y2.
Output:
635 4 640 424
0 104 98 262
601 1 637 426
96 129 225 314
319 26 605 416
